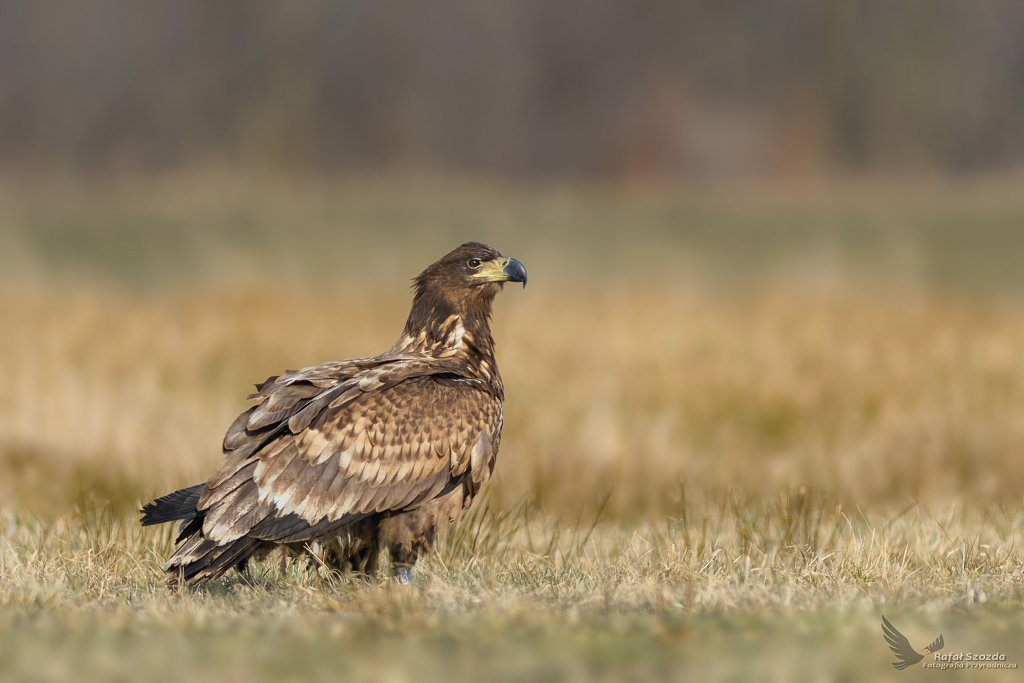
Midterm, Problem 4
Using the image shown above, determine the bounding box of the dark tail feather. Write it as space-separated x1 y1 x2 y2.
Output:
140 484 204 526
165 534 264 588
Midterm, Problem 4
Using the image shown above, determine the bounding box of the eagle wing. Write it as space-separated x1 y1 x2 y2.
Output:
881 616 924 670
192 358 500 547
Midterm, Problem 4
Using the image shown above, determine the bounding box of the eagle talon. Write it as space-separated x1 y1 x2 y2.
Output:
394 566 413 585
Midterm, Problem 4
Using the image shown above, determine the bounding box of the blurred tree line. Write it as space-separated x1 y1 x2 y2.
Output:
1 0 1022 178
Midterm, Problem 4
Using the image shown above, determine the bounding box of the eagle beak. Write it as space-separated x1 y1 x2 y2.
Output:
474 257 528 288
502 257 528 288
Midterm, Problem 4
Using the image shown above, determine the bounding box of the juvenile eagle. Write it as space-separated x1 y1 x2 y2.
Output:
141 243 526 586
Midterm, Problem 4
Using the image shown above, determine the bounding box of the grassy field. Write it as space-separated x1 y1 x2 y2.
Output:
1 174 1024 681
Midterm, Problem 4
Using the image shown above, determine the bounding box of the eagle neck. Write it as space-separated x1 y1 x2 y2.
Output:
395 287 502 393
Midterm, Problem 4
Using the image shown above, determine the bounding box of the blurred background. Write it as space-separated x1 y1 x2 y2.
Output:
2 0 1024 521
4 1 1024 176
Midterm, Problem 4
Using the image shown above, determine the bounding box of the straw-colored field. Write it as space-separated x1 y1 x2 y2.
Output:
1 176 1023 681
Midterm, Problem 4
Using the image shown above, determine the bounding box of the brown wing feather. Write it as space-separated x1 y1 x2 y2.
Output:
195 359 500 546
246 382 322 429
255 376 499 523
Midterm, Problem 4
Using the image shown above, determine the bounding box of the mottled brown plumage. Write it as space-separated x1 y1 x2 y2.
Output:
141 242 526 586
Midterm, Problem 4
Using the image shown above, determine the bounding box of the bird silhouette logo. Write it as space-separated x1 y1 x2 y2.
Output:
881 615 945 670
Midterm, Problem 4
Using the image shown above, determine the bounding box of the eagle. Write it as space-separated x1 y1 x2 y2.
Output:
140 242 526 587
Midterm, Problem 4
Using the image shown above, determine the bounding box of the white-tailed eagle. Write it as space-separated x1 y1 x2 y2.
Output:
141 242 526 586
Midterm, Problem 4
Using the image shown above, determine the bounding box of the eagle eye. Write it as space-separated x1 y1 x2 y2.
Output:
467 258 482 269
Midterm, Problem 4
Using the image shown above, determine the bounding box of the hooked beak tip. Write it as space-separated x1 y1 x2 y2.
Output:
502 257 527 288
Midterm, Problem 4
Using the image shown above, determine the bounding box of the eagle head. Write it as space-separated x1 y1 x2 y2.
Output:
414 242 527 295
405 242 526 347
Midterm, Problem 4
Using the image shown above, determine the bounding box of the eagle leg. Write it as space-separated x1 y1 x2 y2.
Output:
347 540 380 579
310 523 382 581
387 540 419 585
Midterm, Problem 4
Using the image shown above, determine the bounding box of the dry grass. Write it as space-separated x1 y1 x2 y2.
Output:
1 487 1022 681
5 285 1024 517
2 176 1024 680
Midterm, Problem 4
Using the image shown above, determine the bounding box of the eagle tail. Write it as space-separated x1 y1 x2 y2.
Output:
140 484 204 526
164 533 264 588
